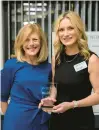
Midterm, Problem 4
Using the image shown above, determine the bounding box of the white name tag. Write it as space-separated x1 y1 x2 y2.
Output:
74 61 87 72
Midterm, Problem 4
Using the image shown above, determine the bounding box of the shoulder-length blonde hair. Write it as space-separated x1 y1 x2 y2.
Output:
12 23 48 63
53 11 90 65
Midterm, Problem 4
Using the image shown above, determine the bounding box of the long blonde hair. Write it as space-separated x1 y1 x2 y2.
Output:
53 11 90 65
12 23 48 63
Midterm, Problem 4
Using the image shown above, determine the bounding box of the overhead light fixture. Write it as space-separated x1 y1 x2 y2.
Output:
37 3 47 6
24 7 46 12
23 3 33 6
23 3 47 7
23 21 35 25
23 22 29 25
26 12 36 15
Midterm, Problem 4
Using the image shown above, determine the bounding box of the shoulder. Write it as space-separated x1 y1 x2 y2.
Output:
4 58 18 68
44 60 51 68
47 62 51 67
1 58 18 77
4 58 25 72
89 54 99 64
88 54 99 73
41 60 51 70
89 50 99 57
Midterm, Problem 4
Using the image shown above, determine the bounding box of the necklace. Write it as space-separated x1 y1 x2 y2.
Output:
65 53 79 63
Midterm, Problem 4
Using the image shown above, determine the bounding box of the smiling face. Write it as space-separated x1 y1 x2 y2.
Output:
58 17 78 48
23 33 40 58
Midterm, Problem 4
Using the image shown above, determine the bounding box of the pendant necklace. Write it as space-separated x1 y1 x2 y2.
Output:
65 53 79 63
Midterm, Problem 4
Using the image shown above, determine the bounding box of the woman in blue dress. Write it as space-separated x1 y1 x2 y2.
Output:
1 23 51 130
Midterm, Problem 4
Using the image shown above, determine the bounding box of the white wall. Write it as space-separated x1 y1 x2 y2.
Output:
0 1 4 70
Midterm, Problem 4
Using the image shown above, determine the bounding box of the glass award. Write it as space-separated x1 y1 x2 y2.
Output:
41 82 57 112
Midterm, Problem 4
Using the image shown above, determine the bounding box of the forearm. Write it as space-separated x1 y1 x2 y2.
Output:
69 92 99 109
1 101 8 114
66 92 99 110
77 92 99 107
50 86 57 99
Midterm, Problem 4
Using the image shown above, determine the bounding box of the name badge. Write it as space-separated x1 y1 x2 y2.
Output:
74 61 87 72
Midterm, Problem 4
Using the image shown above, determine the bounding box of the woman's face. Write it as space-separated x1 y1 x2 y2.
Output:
23 33 41 57
58 17 78 47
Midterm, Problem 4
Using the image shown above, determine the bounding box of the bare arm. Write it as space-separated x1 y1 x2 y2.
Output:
0 101 8 114
50 84 57 99
76 54 99 107
50 56 57 99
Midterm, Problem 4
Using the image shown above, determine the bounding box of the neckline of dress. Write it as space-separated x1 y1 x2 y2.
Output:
24 61 41 67
65 53 79 63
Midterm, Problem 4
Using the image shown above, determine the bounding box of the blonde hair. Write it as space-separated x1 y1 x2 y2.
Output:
12 23 48 63
53 11 90 65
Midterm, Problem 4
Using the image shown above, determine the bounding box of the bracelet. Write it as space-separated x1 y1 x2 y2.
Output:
73 100 78 108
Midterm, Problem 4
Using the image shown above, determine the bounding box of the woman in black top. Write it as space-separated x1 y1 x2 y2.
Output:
39 11 99 129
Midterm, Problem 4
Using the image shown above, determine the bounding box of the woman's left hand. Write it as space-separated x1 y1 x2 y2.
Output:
38 97 56 109
52 102 73 113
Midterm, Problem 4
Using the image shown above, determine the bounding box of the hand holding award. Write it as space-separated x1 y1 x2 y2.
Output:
39 82 56 113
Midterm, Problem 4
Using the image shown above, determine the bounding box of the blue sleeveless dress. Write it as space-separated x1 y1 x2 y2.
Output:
1 58 51 130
